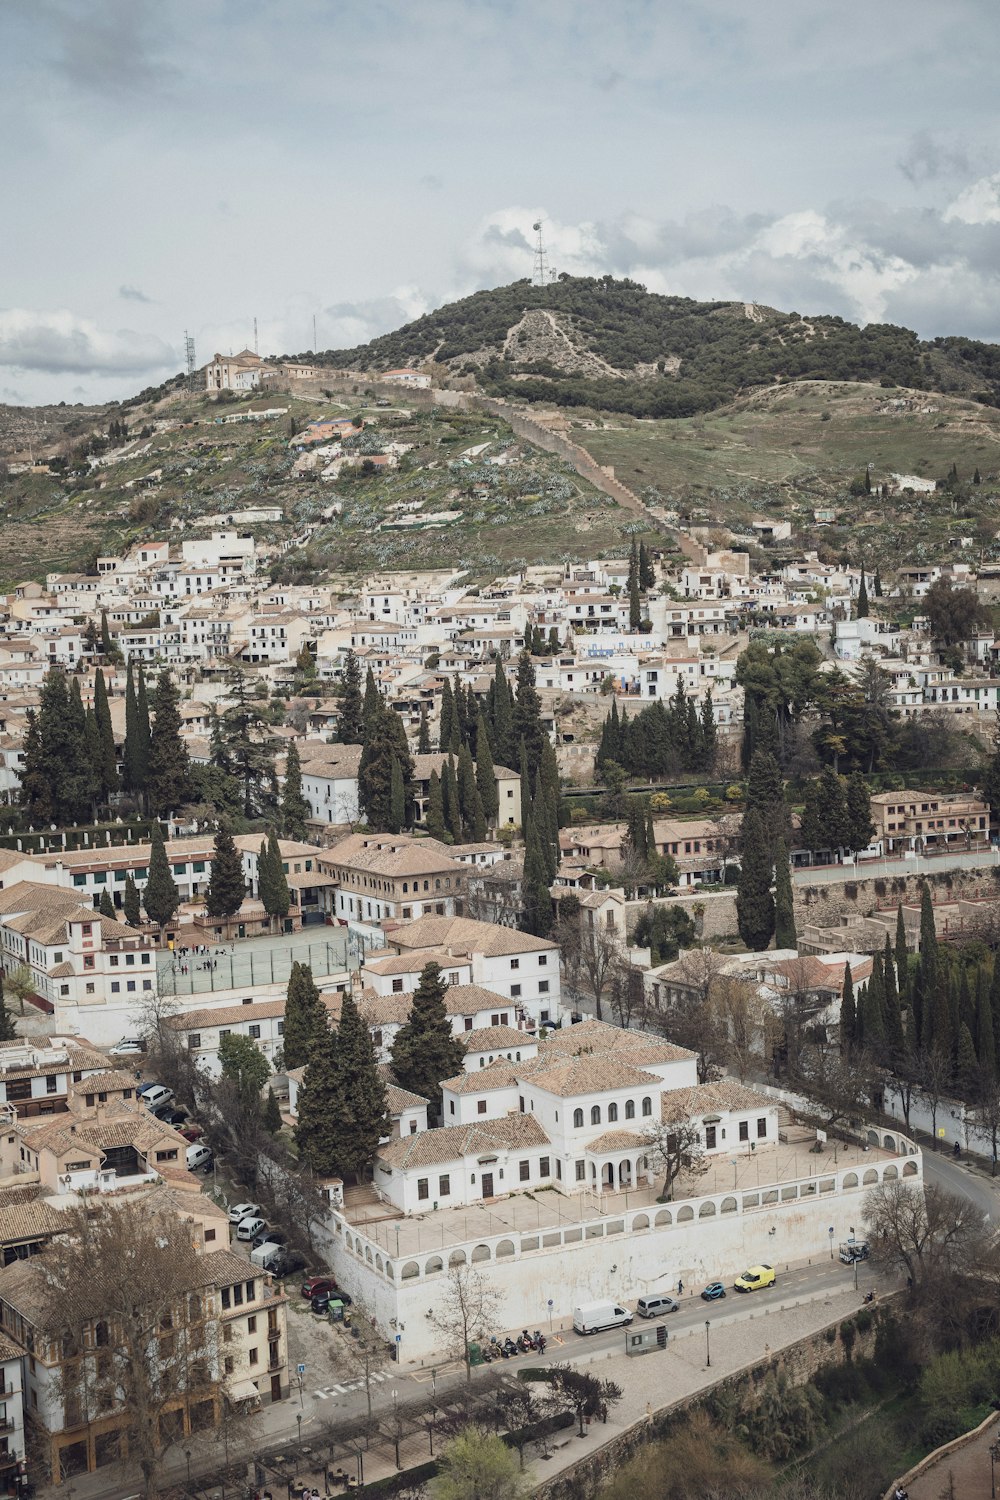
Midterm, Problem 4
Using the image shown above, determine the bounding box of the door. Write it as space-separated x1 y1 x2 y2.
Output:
270 1374 282 1403
481 1173 494 1198
705 1125 717 1149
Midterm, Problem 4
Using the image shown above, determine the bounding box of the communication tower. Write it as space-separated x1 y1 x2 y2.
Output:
253 317 259 355
532 220 550 287
184 331 196 376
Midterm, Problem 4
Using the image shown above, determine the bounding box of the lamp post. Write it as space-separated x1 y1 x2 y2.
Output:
705 1320 711 1368
185 1449 192 1492
990 1437 1000 1497
296 1412 302 1450
828 1226 834 1260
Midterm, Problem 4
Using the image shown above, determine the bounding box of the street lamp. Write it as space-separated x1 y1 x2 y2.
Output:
990 1437 1000 1497
185 1449 192 1491
705 1320 711 1368
828 1226 834 1260
296 1412 302 1449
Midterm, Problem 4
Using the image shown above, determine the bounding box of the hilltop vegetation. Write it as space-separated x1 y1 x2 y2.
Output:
307 276 1000 419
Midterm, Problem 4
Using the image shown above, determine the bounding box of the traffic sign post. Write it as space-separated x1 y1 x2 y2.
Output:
547 1297 554 1332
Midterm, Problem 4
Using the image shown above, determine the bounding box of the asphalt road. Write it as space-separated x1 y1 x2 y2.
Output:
921 1146 1000 1221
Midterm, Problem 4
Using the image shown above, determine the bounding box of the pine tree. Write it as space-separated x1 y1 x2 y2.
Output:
262 1087 283 1135
98 889 116 920
144 823 179 930
259 829 290 924
390 962 465 1121
417 707 431 754
736 807 774 951
425 770 445 839
147 670 190 817
475 714 498 825
123 873 141 927
337 650 364 744
773 840 796 950
857 571 869 618
283 962 327 1070
840 964 856 1055
205 823 246 918
93 669 118 800
280 743 310 840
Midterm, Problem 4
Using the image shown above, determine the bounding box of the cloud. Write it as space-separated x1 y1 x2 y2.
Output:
43 0 178 99
119 284 152 303
316 289 431 351
898 131 971 186
944 172 1000 226
0 309 177 376
419 174 444 192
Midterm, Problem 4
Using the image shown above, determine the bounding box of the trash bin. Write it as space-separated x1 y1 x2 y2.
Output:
327 1299 345 1323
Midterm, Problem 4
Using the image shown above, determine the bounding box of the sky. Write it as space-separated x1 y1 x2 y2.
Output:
2 0 1000 406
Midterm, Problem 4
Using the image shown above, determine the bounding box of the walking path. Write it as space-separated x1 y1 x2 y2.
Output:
903 1411 1000 1500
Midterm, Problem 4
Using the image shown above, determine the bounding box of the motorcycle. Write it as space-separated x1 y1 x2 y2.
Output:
503 1337 519 1358
517 1331 536 1352
480 1340 495 1363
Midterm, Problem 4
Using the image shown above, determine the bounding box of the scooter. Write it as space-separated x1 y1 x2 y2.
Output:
517 1330 536 1352
480 1340 495 1363
503 1336 519 1358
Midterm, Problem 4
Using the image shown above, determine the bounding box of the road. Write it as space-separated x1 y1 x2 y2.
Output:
921 1145 1000 1221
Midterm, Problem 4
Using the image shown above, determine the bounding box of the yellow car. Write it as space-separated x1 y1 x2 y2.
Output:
734 1264 776 1293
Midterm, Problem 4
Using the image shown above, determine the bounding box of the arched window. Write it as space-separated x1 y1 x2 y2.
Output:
573 1108 583 1128
625 1099 635 1120
641 1096 652 1117
591 1105 601 1125
608 1103 618 1123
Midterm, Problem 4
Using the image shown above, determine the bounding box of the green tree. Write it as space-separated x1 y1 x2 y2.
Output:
262 1087 283 1134
259 829 290 925
439 678 456 752
856 571 869 618
35 668 95 822
840 963 856 1054
736 807 774 951
520 820 553 939
389 756 406 834
425 770 445 839
310 990 390 1180
280 743 310 840
99 609 123 664
215 670 277 818
925 576 985 646
147 671 191 817
362 667 381 739
510 652 545 768
773 840 796 950
628 567 641 630
293 1018 341 1173
337 649 364 744
443 757 462 842
845 772 874 852
282 962 327 1071
895 905 909 1005
431 1428 526 1500
92 668 118 801
123 662 148 796
143 823 179 930
476 714 499 825
205 823 245 918
390 962 465 1121
219 1032 270 1106
18 709 51 823
359 705 414 831
98 889 116 920
417 706 431 754
123 873 142 927
0 976 15 1043
491 659 514 767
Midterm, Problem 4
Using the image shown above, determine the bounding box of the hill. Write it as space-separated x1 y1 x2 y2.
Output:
304 276 1000 419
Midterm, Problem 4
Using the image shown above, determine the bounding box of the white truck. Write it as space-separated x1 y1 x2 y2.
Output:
572 1300 633 1335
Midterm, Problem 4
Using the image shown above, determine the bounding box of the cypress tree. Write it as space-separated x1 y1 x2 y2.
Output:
100 609 116 659
492 659 513 767
957 1022 979 1095
98 889 116 920
918 884 938 1051
457 743 478 838
873 566 883 598
977 968 996 1078
280 743 310 841
521 821 553 938
628 567 641 630
845 772 874 852
123 662 143 794
425 770 445 839
333 990 390 1177
362 667 380 739
417 706 431 754
389 756 406 835
123 873 141 927
511 652 545 768
18 710 50 824
93 669 118 800
519 741 532 833
746 750 787 850
862 951 887 1051
884 933 905 1055
476 713 499 824
857 571 869 618
83 707 103 814
736 807 774 952
991 959 1000 1075
773 840 796 950
443 757 462 842
283 962 327 1070
144 823 179 930
439 679 455 752
147 670 190 816
262 1087 283 1135
841 964 856 1055
700 692 717 769
390 962 465 1121
895 905 909 1005
337 649 364 744
293 1017 340 1173
359 705 414 832
205 823 246 918
260 829 290 924
136 665 152 777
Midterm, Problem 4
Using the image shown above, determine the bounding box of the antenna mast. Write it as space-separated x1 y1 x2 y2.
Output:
532 220 550 287
313 313 317 351
253 317 259 355
184 331 196 377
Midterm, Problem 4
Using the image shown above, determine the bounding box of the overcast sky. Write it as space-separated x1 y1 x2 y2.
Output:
3 0 1000 405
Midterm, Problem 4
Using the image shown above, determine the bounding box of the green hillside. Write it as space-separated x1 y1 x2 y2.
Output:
304 276 1000 419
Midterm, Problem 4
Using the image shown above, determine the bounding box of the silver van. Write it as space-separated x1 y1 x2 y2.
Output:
185 1143 213 1172
637 1294 679 1318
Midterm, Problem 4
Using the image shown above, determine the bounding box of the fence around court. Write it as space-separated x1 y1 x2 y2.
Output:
156 938 349 995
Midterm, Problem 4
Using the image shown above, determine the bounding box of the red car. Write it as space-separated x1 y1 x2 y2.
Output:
179 1124 203 1143
301 1276 337 1300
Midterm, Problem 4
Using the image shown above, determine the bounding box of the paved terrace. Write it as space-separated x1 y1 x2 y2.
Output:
156 929 351 995
341 1131 908 1259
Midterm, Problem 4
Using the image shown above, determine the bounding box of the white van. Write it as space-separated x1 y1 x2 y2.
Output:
236 1216 266 1242
250 1242 282 1270
142 1085 174 1112
573 1300 633 1335
185 1143 213 1172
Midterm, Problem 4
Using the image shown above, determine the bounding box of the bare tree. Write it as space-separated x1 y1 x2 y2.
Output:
642 1118 709 1201
864 1180 999 1294
566 919 623 1022
915 1049 955 1150
715 975 777 1082
466 867 523 928
608 960 643 1030
794 1041 877 1130
39 1202 214 1497
430 1265 505 1383
340 1294 388 1419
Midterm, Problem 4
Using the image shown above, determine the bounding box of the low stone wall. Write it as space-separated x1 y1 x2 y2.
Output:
532 1304 886 1499
793 864 1000 929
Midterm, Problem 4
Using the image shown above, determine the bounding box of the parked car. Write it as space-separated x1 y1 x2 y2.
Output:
734 1265 775 1293
272 1249 307 1277
839 1241 869 1264
179 1124 203 1143
136 1081 159 1097
229 1203 261 1225
185 1143 213 1173
311 1288 352 1314
141 1085 174 1112
153 1106 188 1126
110 1038 145 1057
301 1275 338 1300
637 1294 679 1318
236 1216 267 1242
251 1227 287 1250
701 1282 727 1301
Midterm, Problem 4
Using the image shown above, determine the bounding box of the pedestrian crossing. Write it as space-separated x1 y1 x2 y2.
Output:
313 1371 393 1399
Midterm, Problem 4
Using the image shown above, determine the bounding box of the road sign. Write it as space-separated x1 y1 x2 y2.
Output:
395 1334 402 1343
297 1363 306 1375
937 1127 946 1138
547 1299 554 1308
